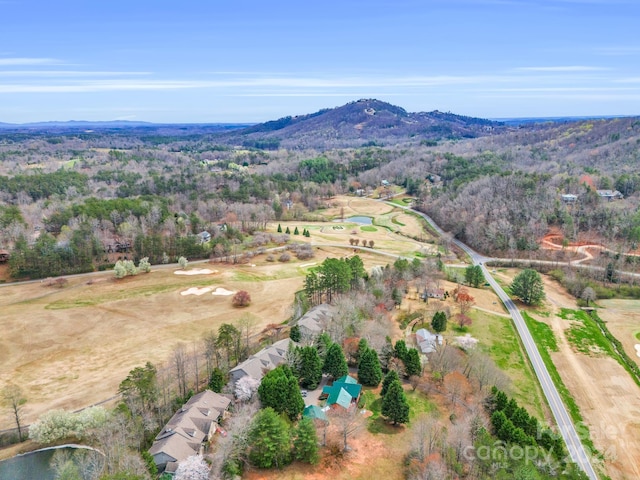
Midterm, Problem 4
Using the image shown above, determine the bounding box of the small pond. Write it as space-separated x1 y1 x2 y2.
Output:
344 216 373 225
0 446 96 480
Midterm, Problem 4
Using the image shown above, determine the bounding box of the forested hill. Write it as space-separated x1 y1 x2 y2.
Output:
220 99 504 149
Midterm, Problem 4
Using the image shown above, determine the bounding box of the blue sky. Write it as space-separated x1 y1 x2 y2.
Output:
1 0 640 122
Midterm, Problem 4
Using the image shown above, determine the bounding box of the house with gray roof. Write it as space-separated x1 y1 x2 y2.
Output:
415 328 443 354
149 389 231 473
296 304 333 341
229 338 293 383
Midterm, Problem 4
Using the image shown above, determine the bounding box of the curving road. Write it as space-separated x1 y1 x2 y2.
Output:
404 206 598 480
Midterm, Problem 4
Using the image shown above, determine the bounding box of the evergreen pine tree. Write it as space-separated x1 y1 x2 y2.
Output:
358 348 382 387
431 311 447 333
285 226 291 234
248 407 292 468
294 226 299 235
293 418 320 464
299 346 322 389
381 379 410 425
381 370 399 397
289 325 301 342
208 368 227 393
394 340 408 362
258 365 304 421
403 348 422 377
323 343 348 379
277 224 282 233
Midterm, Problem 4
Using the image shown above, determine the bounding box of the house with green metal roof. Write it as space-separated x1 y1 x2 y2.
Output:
303 404 328 423
321 375 362 409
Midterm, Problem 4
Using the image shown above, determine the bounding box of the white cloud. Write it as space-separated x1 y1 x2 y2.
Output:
0 57 59 66
0 70 151 77
515 66 608 72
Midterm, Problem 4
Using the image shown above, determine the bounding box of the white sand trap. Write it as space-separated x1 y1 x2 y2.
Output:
635 344 640 358
181 287 213 296
300 262 317 268
174 268 218 275
212 287 235 296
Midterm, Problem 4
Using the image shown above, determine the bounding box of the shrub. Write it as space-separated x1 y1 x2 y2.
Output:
138 256 151 273
232 290 251 307
178 256 188 269
279 252 291 262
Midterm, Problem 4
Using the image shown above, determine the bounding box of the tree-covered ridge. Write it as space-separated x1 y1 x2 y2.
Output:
0 170 88 200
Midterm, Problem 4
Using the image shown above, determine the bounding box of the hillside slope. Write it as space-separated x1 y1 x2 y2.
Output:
222 98 503 149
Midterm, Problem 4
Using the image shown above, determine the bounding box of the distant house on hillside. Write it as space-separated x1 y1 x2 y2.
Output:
0 249 9 263
197 231 211 244
421 287 444 301
597 190 623 201
229 338 293 383
149 390 231 474
415 328 443 354
561 194 578 204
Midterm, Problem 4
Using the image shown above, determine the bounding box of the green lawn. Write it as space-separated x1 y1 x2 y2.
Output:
466 310 547 419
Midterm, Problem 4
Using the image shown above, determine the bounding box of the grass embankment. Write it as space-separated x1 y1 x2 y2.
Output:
467 310 547 419
560 308 640 388
521 312 600 460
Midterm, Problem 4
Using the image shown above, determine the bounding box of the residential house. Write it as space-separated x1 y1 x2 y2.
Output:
196 231 211 244
321 375 362 409
0 249 9 263
561 194 578 204
421 287 445 301
296 304 333 341
229 338 293 383
415 328 443 354
149 390 231 474
596 190 623 201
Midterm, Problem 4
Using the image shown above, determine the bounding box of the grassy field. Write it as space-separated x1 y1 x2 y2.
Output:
466 310 548 420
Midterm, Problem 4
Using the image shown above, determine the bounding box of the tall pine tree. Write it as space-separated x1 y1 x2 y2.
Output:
381 379 410 425
358 348 382 387
323 343 348 379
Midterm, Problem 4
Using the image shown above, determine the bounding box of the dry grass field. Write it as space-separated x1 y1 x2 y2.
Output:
0 195 440 434
598 299 640 366
493 269 640 480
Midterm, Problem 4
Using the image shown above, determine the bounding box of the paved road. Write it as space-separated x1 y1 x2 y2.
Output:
406 206 598 479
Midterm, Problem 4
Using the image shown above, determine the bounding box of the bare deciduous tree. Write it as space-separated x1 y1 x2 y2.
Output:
329 407 366 452
1 383 26 441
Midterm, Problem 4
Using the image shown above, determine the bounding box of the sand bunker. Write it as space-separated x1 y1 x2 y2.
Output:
181 287 213 296
174 268 218 275
300 262 317 268
635 344 640 358
212 287 235 296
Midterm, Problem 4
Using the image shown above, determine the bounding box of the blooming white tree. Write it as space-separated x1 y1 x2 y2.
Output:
234 376 260 401
178 256 188 269
175 454 210 480
29 406 108 444
138 256 151 273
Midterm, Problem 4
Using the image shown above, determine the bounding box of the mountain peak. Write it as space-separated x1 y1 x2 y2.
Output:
228 99 502 149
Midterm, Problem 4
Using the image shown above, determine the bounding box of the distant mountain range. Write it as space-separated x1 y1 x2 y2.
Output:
1 100 637 149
